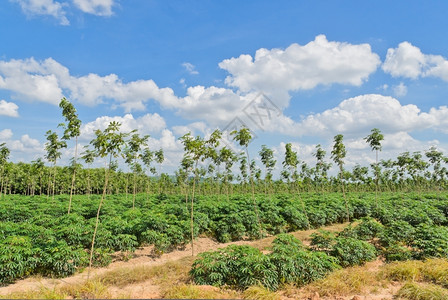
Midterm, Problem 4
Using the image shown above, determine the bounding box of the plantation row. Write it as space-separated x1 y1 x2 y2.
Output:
191 205 448 291
0 99 447 200
1 192 448 285
1 149 447 197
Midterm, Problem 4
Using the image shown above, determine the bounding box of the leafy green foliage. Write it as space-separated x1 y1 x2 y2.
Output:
412 224 448 259
191 234 339 291
190 245 277 290
330 237 377 267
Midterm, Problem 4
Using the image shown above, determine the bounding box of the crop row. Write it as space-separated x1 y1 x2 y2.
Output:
1 192 448 285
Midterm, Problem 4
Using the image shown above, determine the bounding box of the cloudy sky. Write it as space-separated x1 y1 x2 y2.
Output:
1 0 447 175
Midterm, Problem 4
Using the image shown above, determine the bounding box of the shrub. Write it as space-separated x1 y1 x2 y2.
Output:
190 245 278 290
382 243 413 262
310 230 336 252
39 240 88 277
379 220 415 247
351 217 384 240
330 237 377 267
280 205 309 231
412 224 448 259
0 236 39 285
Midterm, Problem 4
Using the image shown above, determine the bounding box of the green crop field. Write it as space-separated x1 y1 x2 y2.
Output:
1 192 448 289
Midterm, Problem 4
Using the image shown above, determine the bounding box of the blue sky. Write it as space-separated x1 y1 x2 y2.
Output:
1 0 448 175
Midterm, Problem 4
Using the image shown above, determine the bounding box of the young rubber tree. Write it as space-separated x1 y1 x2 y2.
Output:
425 146 444 195
283 143 309 228
142 148 154 199
126 132 149 208
179 132 207 256
312 144 331 193
231 127 262 236
88 121 127 277
331 134 349 222
154 148 165 194
259 145 276 196
364 128 384 207
30 157 45 196
0 143 10 198
59 98 82 214
44 130 67 200
80 146 96 199
179 154 194 207
219 146 237 200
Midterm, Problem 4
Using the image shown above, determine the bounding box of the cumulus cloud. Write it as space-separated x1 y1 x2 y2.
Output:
0 129 13 140
172 122 208 136
0 57 179 111
80 113 167 141
263 94 448 138
72 0 114 16
11 0 69 25
0 57 252 124
219 34 381 107
0 129 44 158
393 82 407 97
0 100 19 117
383 41 448 81
182 62 199 75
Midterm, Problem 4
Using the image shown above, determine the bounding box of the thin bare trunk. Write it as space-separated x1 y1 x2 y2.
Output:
68 137 78 214
88 158 110 280
190 162 198 257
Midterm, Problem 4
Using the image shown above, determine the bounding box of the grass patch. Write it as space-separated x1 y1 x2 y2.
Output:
243 285 280 300
163 284 240 299
305 264 379 297
58 279 110 299
96 256 194 287
0 287 67 299
421 259 448 288
381 260 424 282
395 282 448 300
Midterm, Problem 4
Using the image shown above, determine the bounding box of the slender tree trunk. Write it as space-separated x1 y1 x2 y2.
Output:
246 147 262 237
132 168 136 209
339 167 349 222
87 168 91 199
294 177 310 229
68 137 78 214
0 167 4 200
88 158 110 280
190 162 198 256
52 161 57 201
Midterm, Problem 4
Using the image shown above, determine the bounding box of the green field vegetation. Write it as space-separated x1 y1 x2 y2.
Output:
2 99 448 300
1 192 448 287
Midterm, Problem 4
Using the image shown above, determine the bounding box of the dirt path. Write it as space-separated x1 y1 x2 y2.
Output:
0 222 392 299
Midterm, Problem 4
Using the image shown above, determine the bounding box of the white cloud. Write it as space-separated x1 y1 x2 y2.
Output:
383 41 448 81
173 86 253 126
0 57 179 111
0 129 44 158
11 0 69 25
0 57 251 122
0 100 19 117
219 34 381 107
72 0 114 16
172 122 208 136
0 129 13 140
393 82 407 97
382 42 425 79
80 113 167 141
263 94 448 138
182 62 199 75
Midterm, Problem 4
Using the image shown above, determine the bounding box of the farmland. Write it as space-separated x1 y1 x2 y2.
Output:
1 99 448 298
1 191 448 299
